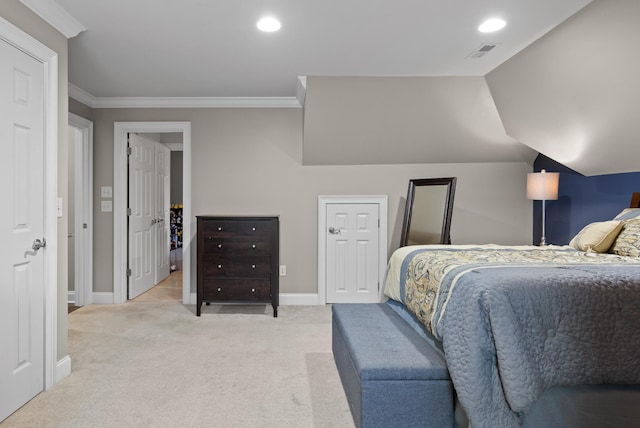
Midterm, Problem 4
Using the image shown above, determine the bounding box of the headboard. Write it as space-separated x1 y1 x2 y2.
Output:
631 192 640 208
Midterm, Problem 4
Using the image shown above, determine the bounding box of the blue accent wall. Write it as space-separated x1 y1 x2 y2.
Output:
532 154 640 245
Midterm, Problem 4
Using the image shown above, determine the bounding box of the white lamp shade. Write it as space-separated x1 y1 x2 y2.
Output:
527 170 559 200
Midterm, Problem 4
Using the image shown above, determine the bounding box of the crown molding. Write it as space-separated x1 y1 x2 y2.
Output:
296 76 307 106
68 83 303 109
19 0 85 38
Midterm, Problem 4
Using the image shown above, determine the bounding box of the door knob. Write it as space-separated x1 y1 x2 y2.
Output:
328 226 341 235
32 238 46 251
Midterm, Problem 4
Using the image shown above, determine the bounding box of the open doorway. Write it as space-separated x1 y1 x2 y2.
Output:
113 122 192 305
132 132 183 302
68 113 93 311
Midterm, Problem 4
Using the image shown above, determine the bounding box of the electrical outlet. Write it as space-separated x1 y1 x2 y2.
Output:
279 265 286 276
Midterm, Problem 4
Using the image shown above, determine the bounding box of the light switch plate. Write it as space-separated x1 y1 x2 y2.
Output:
101 200 113 212
101 186 113 198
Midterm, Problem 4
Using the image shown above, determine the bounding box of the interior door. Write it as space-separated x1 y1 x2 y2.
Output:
155 143 170 284
0 38 46 421
128 133 156 299
326 203 380 303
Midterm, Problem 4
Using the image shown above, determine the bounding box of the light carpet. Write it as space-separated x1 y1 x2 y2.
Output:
2 302 354 428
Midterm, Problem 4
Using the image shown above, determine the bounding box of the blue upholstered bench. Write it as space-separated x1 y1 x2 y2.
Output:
332 303 454 428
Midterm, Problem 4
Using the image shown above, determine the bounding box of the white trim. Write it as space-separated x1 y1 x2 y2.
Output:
114 122 192 305
68 84 94 107
279 293 319 306
296 76 307 106
18 0 85 38
0 15 59 391
317 196 388 305
55 355 71 383
69 113 94 307
91 292 114 305
69 84 301 109
67 291 75 303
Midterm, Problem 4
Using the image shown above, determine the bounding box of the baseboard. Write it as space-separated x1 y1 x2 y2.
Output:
188 292 321 306
67 290 75 303
92 292 114 304
55 355 71 384
279 293 320 305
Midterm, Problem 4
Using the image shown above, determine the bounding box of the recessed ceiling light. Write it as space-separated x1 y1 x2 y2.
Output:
257 16 281 32
478 18 506 33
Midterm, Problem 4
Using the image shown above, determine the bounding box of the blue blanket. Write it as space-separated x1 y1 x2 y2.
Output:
433 264 640 427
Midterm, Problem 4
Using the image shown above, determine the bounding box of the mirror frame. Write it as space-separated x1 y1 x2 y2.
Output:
400 177 457 246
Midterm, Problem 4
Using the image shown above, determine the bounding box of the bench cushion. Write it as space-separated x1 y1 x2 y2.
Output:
332 303 454 428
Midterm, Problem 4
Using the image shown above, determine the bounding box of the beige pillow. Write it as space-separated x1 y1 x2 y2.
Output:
569 220 623 253
609 219 640 257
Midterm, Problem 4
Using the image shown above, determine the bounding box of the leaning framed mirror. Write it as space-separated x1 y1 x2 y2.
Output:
400 177 457 246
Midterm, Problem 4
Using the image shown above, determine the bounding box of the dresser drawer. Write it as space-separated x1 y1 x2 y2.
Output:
202 279 271 302
201 254 271 277
203 220 237 238
237 220 274 238
202 239 272 255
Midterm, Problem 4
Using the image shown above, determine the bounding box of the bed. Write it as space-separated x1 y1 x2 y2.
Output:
383 200 640 427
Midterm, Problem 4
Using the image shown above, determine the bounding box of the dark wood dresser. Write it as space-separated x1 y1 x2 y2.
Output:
196 216 279 317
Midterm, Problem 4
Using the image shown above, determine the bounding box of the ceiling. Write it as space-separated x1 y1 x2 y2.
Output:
53 0 593 99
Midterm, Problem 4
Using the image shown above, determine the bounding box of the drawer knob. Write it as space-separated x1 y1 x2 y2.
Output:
217 264 222 269
252 244 256 249
218 227 222 231
218 244 222 248
251 264 256 269
208 236 212 240
217 288 221 292
252 227 256 231
251 288 256 293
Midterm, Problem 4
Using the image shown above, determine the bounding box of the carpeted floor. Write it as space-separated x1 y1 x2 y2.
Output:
2 302 354 428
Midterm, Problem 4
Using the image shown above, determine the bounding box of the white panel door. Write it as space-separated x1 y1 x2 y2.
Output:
128 133 156 299
155 143 170 284
0 38 45 421
326 203 380 303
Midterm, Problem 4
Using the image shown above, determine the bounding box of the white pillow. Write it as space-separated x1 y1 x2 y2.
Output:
569 220 623 253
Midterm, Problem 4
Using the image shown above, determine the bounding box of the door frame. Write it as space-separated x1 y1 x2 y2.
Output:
0 16 59 389
114 122 192 304
68 113 93 306
317 195 388 305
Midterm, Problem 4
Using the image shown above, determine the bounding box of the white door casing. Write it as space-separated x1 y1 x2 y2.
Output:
0 19 59 419
318 196 388 305
114 122 191 305
155 142 170 284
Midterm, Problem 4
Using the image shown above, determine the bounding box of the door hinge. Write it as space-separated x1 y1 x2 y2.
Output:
126 268 132 277
378 219 380 228
126 208 132 216
83 223 88 229
127 146 132 156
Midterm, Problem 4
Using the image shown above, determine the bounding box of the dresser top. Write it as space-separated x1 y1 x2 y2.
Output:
196 215 279 219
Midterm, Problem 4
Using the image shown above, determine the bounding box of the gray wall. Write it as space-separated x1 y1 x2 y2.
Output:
0 0 70 360
79 106 532 296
